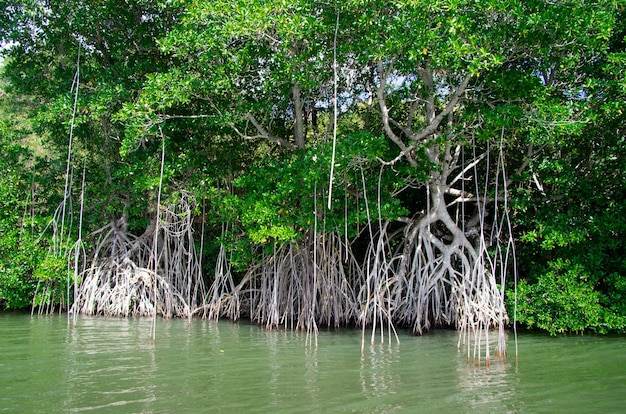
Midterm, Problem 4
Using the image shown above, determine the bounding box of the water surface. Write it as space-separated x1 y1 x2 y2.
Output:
1 313 624 413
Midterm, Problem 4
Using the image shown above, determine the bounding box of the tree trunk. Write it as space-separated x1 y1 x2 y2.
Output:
293 83 305 149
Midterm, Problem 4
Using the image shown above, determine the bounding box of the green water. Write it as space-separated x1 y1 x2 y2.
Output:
0 313 624 413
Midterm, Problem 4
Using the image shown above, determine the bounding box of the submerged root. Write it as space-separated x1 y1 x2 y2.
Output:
357 221 400 348
208 217 508 361
357 208 509 360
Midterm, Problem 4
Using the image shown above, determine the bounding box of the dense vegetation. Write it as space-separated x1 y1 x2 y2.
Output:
1 0 625 344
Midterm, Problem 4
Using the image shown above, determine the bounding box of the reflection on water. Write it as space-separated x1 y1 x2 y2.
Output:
62 318 159 413
1 313 625 413
454 330 518 413
455 356 517 413
359 344 405 413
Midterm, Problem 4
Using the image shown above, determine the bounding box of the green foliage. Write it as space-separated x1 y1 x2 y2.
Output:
509 3 626 334
217 131 414 270
509 259 626 334
0 229 41 310
31 253 71 309
1 0 189 233
0 88 48 309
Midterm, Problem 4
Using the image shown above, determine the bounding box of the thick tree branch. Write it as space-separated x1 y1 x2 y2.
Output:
377 60 418 167
378 70 472 167
410 73 471 143
229 113 297 149
448 152 486 188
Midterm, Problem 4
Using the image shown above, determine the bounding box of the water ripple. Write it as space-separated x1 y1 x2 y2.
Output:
1 314 625 413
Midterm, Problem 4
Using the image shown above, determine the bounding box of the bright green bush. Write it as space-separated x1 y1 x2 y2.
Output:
508 259 626 334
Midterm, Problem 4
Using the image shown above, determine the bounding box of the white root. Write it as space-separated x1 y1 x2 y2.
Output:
71 191 206 318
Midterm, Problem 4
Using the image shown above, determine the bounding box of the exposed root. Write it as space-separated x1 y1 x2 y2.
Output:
71 192 206 318
213 232 359 333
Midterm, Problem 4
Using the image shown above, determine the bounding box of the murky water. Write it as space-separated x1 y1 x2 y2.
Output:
1 313 625 413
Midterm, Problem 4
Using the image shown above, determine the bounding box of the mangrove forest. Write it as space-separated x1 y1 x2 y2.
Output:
1 0 625 357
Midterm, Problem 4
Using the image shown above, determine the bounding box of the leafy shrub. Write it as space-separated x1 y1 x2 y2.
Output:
508 258 626 334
